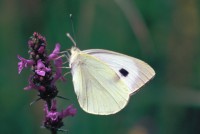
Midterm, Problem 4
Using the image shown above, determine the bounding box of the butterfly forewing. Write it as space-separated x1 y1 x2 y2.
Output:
83 49 155 95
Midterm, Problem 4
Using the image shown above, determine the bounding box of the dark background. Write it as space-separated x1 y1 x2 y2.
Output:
1 0 200 134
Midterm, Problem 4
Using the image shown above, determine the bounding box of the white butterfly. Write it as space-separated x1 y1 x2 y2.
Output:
67 34 155 115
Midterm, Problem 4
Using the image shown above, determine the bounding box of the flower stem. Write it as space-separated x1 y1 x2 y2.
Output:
51 130 57 134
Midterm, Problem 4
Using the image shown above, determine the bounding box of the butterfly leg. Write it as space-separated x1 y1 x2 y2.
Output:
59 67 70 69
63 71 71 77
54 54 69 65
59 50 71 64
62 54 69 64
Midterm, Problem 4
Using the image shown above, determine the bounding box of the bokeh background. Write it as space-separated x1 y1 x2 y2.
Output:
1 0 200 134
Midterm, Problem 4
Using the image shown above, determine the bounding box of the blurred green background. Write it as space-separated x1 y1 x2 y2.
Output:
1 0 200 134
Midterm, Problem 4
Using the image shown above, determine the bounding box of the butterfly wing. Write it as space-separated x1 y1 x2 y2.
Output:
83 49 155 95
71 53 130 115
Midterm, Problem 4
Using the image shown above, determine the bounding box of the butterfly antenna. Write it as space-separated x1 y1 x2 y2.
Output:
66 33 77 47
69 14 77 42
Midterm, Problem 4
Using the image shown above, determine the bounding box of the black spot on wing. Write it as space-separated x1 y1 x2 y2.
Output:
119 68 129 77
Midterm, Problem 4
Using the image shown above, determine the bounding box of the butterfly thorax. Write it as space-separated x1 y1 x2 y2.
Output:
69 46 81 68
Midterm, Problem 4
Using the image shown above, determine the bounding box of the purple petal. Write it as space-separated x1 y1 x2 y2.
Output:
18 62 24 74
51 100 57 111
45 67 51 72
17 55 34 74
38 86 46 91
36 32 46 42
52 58 62 82
48 43 61 60
47 112 59 121
44 100 59 122
44 104 48 116
28 40 34 47
35 60 51 76
60 105 77 118
35 70 45 76
52 58 66 84
38 46 45 54
44 103 59 122
24 76 46 91
24 77 36 90
36 59 45 69
24 85 33 90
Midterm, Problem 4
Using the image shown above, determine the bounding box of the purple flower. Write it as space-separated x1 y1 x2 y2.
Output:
44 100 77 130
60 105 77 118
44 100 59 121
51 98 57 111
20 33 60 102
48 43 61 60
28 40 34 47
18 33 65 101
35 59 51 76
19 32 76 133
24 77 36 90
44 100 77 120
24 76 46 91
18 55 34 74
52 57 66 83
33 32 46 42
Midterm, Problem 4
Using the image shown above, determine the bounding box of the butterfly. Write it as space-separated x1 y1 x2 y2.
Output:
66 34 155 115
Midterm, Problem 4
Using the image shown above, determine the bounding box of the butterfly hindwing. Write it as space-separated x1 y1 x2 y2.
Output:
71 53 130 115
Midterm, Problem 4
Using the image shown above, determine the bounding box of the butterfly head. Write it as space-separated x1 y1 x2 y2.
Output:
69 46 80 68
70 46 80 54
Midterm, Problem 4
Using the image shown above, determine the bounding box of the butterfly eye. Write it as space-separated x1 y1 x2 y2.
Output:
119 68 129 77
